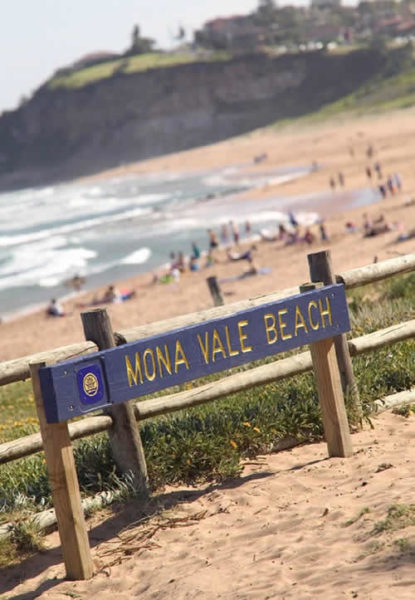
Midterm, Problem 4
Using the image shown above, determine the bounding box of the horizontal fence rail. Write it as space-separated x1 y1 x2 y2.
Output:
1 319 414 466
0 341 97 386
337 253 415 290
1 253 414 386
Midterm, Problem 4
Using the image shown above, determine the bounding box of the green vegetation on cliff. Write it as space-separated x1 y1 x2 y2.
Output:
287 42 415 121
48 51 232 90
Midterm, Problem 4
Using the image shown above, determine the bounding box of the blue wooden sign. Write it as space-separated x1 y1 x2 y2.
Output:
39 284 350 423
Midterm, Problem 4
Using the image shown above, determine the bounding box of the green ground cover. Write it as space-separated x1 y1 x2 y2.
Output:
48 51 232 90
0 273 414 527
294 45 415 121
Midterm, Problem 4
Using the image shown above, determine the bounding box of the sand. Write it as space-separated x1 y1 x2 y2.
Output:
1 109 415 361
3 410 415 599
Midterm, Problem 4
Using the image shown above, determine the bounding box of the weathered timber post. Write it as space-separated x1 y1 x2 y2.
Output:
206 276 225 306
30 362 93 580
308 250 361 421
300 284 353 458
81 309 149 497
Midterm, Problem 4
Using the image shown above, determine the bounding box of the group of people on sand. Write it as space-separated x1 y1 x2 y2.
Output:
365 161 402 199
152 220 257 284
329 172 345 191
330 140 404 203
260 211 329 247
344 211 408 241
46 284 136 318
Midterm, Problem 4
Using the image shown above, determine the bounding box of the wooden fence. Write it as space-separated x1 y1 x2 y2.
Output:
1 251 415 579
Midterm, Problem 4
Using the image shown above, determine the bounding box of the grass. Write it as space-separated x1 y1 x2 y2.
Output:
274 45 415 127
0 519 44 567
0 275 413 531
344 506 371 527
48 51 232 90
373 504 415 534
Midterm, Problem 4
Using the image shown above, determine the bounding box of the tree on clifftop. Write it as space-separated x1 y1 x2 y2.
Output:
255 0 278 26
125 24 156 56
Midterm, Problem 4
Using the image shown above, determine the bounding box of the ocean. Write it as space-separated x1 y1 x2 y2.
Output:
0 163 378 319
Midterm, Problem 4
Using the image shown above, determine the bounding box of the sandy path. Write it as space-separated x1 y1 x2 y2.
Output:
3 411 415 599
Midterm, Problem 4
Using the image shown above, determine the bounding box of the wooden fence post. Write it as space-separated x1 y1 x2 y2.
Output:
81 309 149 497
30 362 93 580
300 285 353 458
308 250 361 421
206 276 224 306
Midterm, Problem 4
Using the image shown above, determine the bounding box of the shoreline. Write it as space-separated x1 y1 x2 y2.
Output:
0 182 377 324
1 109 415 361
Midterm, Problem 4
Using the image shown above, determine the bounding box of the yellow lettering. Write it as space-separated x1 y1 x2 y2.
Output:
294 305 309 336
212 329 227 361
224 325 240 356
125 353 143 386
156 345 172 377
238 320 252 353
174 340 189 372
319 296 333 327
308 301 320 330
197 332 210 364
278 309 292 340
263 313 278 344
143 349 156 381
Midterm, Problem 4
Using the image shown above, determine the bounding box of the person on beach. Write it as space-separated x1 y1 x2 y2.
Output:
227 245 258 274
229 220 240 245
393 173 402 192
345 221 357 233
386 176 395 195
65 273 85 292
220 223 229 245
177 251 187 273
46 298 65 317
189 256 200 271
303 228 315 245
102 285 122 303
362 213 372 235
329 177 336 192
378 184 387 199
366 166 372 181
374 162 383 180
319 222 329 242
278 223 288 241
288 211 298 228
191 242 201 260
338 172 345 187
245 220 252 237
207 229 219 254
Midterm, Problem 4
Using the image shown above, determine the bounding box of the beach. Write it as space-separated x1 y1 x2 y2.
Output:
1 109 415 600
1 109 415 361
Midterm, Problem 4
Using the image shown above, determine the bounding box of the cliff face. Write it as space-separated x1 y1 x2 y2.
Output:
0 50 385 189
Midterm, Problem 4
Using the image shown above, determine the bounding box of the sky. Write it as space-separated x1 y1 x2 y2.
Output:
1 0 269 113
